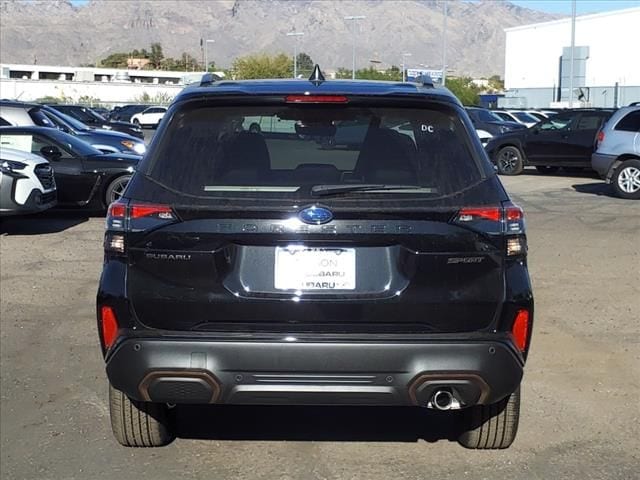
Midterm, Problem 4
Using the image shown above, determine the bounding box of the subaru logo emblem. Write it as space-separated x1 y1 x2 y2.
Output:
298 206 333 225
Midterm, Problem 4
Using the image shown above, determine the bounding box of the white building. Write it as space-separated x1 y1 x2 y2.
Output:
0 63 224 105
502 7 640 108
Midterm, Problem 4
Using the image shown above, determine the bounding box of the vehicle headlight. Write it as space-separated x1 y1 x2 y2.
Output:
499 125 511 134
132 143 146 155
121 140 146 154
0 160 27 173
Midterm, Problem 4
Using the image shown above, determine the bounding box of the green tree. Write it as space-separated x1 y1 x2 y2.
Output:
296 52 314 76
149 43 164 69
232 53 293 79
444 77 480 105
487 74 505 92
100 52 129 68
335 65 402 81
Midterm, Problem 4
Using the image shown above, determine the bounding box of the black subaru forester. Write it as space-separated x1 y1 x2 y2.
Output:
97 69 533 449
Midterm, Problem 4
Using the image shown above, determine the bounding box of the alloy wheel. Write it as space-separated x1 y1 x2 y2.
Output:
617 166 640 194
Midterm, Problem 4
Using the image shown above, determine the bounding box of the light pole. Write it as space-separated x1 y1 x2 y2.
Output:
401 53 412 82
286 31 304 78
568 0 576 107
344 15 365 80
204 39 215 72
442 0 448 86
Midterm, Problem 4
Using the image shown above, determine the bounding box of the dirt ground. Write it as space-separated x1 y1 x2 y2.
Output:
1 170 638 480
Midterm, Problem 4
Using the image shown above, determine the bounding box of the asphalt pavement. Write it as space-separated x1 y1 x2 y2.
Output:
1 170 639 480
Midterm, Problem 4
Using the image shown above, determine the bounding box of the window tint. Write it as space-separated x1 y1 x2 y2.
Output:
143 103 484 204
615 111 640 132
576 114 604 131
28 108 55 127
539 116 572 130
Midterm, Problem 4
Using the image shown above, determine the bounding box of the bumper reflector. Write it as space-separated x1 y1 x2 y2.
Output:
100 306 119 349
512 309 530 352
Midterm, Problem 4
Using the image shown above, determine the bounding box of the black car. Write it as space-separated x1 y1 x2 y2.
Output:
47 105 144 139
0 101 146 155
466 107 526 137
97 72 533 449
486 109 614 175
108 104 148 123
0 126 139 207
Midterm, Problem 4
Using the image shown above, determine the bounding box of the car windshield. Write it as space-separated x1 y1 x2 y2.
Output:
471 109 503 122
141 102 486 205
511 112 539 123
43 107 91 131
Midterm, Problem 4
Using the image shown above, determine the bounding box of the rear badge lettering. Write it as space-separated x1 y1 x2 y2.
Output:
145 253 192 261
447 257 484 264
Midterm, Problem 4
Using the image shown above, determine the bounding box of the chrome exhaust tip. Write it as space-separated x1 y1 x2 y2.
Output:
432 389 455 410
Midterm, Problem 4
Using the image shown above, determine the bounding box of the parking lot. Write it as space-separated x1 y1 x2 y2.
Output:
1 171 638 480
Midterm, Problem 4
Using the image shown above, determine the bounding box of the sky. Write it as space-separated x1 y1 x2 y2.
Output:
69 0 640 15
511 0 640 14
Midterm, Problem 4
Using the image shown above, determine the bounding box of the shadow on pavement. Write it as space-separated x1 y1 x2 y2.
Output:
572 181 616 197
172 404 462 444
0 208 103 235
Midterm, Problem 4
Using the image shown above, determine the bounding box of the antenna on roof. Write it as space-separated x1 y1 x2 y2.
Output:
309 65 326 86
200 72 217 87
415 74 434 88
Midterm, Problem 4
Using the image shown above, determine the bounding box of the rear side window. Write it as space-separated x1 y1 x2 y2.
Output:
575 114 605 130
614 111 640 132
0 117 10 126
143 102 485 204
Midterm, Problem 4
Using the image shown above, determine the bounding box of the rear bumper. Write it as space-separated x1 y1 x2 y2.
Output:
106 336 524 408
591 152 617 179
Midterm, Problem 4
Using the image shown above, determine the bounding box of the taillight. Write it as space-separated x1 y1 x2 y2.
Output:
285 95 348 104
100 305 119 349
511 309 530 352
453 203 526 256
104 201 176 255
130 203 174 220
596 130 605 148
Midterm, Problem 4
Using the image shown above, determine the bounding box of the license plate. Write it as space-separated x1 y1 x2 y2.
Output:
274 247 356 290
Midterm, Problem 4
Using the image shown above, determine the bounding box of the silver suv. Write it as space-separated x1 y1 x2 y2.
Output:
592 106 640 199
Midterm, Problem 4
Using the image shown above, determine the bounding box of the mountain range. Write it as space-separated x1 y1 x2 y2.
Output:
0 0 560 77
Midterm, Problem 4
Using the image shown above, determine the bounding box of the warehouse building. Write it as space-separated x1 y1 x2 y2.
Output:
501 7 640 108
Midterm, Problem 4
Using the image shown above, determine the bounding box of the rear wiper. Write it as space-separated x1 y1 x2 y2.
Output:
311 184 431 197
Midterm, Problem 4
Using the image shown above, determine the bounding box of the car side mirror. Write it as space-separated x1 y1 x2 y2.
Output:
40 145 63 161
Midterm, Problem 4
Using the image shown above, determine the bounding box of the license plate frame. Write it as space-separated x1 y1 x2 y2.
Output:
274 247 356 291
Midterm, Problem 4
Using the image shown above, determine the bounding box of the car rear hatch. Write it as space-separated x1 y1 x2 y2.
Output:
109 95 516 335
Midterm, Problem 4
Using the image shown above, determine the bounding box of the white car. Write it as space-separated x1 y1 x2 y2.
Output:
0 147 56 215
130 106 167 128
491 110 538 128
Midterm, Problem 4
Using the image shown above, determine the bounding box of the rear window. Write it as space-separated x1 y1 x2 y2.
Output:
142 102 487 204
614 110 640 132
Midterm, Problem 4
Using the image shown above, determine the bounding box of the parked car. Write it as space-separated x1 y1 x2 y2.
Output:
243 115 299 135
107 104 148 123
491 110 538 128
130 106 167 128
90 107 111 117
0 101 146 155
591 105 640 199
485 109 614 175
476 128 493 146
98 73 533 449
0 146 56 215
0 126 139 208
465 107 526 137
46 104 144 139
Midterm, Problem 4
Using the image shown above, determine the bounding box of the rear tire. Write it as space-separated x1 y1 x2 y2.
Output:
612 159 640 200
458 386 520 449
496 146 524 175
535 165 559 174
248 123 261 134
109 383 174 447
